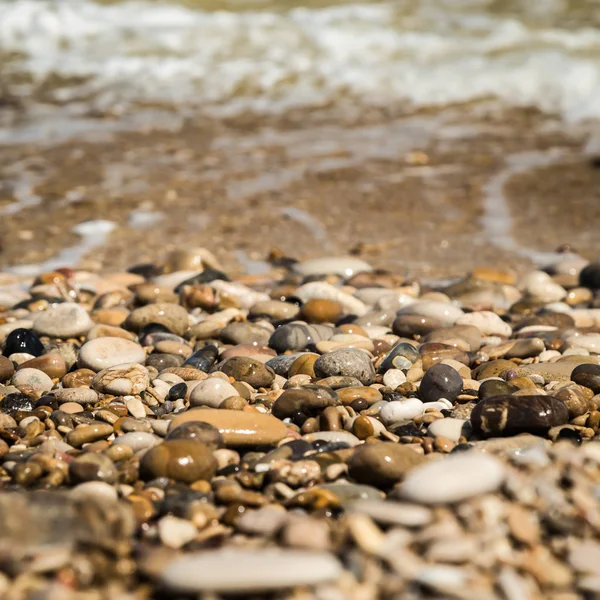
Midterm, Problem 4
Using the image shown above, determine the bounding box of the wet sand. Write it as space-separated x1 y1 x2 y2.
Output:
0 102 598 278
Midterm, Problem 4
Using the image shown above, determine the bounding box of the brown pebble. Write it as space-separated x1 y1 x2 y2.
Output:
63 369 95 388
66 423 114 448
140 440 217 483
300 299 343 324
289 354 318 377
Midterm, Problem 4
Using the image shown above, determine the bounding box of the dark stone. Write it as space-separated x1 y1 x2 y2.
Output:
165 382 188 402
268 323 333 353
419 363 463 403
378 342 419 373
128 263 162 278
69 453 118 483
166 421 224 449
392 315 446 338
146 353 184 371
1 393 35 415
183 345 219 372
265 353 307 377
571 363 600 394
580 261 600 289
50 410 74 429
138 323 172 343
3 329 45 358
309 440 351 454
514 312 575 331
219 356 275 388
555 427 582 445
272 385 339 419
470 395 569 437
478 379 518 400
174 269 230 293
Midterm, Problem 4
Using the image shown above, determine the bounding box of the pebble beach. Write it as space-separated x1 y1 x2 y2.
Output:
1 252 600 599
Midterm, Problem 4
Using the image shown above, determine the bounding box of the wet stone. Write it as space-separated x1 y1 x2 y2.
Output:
183 345 219 372
189 378 238 408
3 328 45 357
268 323 333 353
0 356 15 382
478 379 518 400
33 303 94 338
571 363 600 393
470 395 569 437
219 356 275 388
140 440 217 483
1 393 34 415
419 363 463 403
146 353 184 371
66 423 114 447
314 348 375 385
272 385 339 419
69 452 118 483
125 303 190 336
378 342 419 373
79 337 146 372
348 442 426 487
220 322 271 346
92 363 150 396
166 421 224 450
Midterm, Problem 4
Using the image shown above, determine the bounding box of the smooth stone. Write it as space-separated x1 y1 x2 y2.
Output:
419 363 463 403
0 356 15 382
456 311 512 337
505 338 545 359
66 423 115 448
220 357 275 388
3 328 45 357
160 549 343 593
158 515 198 549
314 348 375 385
33 303 94 338
350 500 433 527
566 333 600 354
470 434 549 455
140 440 217 483
11 368 53 392
427 418 471 442
53 388 99 405
269 323 334 353
318 377 365 391
220 344 275 363
220 322 271 346
295 256 372 278
116 431 162 452
249 300 300 321
470 395 569 436
379 399 424 425
288 354 318 377
514 362 587 384
520 271 566 303
348 442 426 487
166 421 224 449
399 453 505 504
294 282 367 316
580 261 600 289
79 337 146 372
272 386 339 418
478 379 518 400
91 363 150 396
18 353 67 379
300 299 344 324
572 363 600 393
70 481 118 502
86 324 137 341
424 325 482 351
125 303 190 336
169 409 288 446
396 301 464 327
189 378 239 408
69 452 118 483
266 353 308 377
317 483 383 503
354 310 395 328
473 360 519 381
302 431 361 446
378 342 419 373
383 368 406 389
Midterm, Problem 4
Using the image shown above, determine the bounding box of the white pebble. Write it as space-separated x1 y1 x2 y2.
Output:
379 399 424 425
158 515 198 549
383 369 406 389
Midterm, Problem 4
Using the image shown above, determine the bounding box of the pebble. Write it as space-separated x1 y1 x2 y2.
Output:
571 363 600 393
314 348 375 385
115 431 162 452
294 282 367 316
158 515 198 549
11 368 53 392
3 328 45 357
52 388 99 405
92 363 150 395
350 500 433 527
220 356 275 388
399 453 506 504
189 378 239 408
295 256 373 278
456 311 512 337
140 440 217 483
379 399 424 425
70 481 118 502
79 337 146 371
470 395 569 436
33 303 94 338
67 423 115 448
169 408 288 446
124 303 190 336
397 301 464 327
419 363 463 403
160 549 343 593
348 442 426 487
427 418 471 442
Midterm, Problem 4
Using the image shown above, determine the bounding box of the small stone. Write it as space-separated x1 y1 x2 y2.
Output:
92 363 150 396
79 337 146 371
396 301 464 327
571 363 600 393
169 409 288 446
300 299 343 324
383 369 407 389
125 303 190 336
3 328 45 357
53 388 99 405
69 452 118 483
295 256 372 278
471 395 569 436
427 418 471 442
220 322 271 346
189 378 239 408
419 363 462 403
33 303 94 338
348 442 426 487
456 311 512 337
19 353 67 379
379 399 424 425
268 323 333 353
166 421 224 449
11 368 53 392
0 356 15 382
314 348 375 385
140 440 217 483
67 423 115 448
126 397 147 419
220 356 275 388
160 549 343 593
115 431 161 452
273 385 339 418
399 453 505 504
158 515 197 549
350 500 433 527
70 481 118 502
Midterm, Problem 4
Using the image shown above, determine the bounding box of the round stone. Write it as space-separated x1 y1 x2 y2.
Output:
348 442 426 487
140 440 217 483
220 322 271 346
314 348 375 385
295 256 372 278
66 423 114 448
419 364 463 403
91 363 150 396
571 363 600 394
269 323 334 353
69 452 118 483
3 328 45 357
116 431 162 452
470 395 569 437
379 399 424 425
79 337 146 372
300 299 343 324
398 453 505 504
396 301 464 327
272 386 339 419
124 303 190 336
427 418 471 442
19 353 67 379
189 378 239 408
0 356 15 382
166 421 224 449
33 303 94 338
11 368 53 393
219 357 275 388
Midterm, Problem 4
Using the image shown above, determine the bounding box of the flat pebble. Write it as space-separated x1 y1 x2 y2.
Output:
314 348 375 385
92 363 150 395
79 337 146 371
189 378 239 408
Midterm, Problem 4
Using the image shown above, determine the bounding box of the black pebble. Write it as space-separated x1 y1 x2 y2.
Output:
3 328 45 357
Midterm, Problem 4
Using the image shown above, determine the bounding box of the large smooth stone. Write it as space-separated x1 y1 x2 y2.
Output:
470 395 569 437
79 337 146 371
189 378 239 408
168 408 288 446
398 453 505 504
33 303 94 338
160 549 342 593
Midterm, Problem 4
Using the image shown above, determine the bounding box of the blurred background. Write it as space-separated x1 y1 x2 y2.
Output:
0 0 599 279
